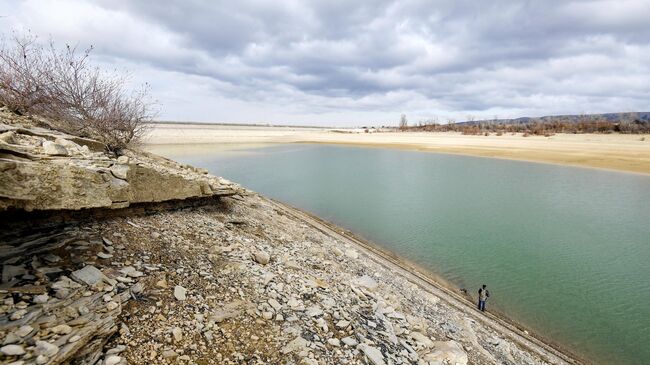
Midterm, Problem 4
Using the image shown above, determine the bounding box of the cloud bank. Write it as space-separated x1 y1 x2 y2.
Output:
1 0 649 125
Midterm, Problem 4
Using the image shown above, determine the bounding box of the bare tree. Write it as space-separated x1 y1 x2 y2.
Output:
399 114 408 130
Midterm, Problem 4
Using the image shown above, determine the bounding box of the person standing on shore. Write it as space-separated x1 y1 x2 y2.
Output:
478 284 490 311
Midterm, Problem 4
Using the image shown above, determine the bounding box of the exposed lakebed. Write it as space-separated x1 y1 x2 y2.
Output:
148 143 650 365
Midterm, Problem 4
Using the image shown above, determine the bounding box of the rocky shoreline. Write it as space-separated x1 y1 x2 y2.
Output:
1 109 584 364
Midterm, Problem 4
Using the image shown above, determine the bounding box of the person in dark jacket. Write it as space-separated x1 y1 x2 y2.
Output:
478 284 490 311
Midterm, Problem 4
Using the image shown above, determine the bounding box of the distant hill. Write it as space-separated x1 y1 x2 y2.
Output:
463 112 650 125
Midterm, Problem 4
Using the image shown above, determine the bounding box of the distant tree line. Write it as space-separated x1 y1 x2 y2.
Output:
399 114 650 135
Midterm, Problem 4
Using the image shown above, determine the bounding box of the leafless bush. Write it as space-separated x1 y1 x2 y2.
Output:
0 33 154 150
0 33 51 113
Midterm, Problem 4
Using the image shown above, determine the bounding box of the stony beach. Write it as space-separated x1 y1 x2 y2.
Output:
1 109 583 364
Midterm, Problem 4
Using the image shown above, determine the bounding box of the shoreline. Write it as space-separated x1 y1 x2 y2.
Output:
296 140 650 177
143 124 650 175
267 197 587 365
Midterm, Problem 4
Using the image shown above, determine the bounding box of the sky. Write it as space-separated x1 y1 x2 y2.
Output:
1 0 649 126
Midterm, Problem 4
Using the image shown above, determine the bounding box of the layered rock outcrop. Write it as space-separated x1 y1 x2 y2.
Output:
0 108 242 212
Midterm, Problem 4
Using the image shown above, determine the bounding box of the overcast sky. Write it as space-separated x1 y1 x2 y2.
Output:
1 0 649 126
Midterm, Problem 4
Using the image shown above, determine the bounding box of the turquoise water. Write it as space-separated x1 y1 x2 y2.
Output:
152 143 650 365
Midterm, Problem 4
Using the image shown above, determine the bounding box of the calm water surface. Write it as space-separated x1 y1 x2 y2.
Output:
151 143 650 365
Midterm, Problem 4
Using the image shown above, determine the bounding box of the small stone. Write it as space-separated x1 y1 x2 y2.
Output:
336 320 350 329
253 251 271 265
51 276 82 290
117 155 130 164
332 247 344 256
131 282 144 294
354 275 378 291
106 345 127 355
68 335 81 343
345 249 359 259
105 355 122 365
172 327 183 342
162 350 178 359
359 344 386 365
174 285 187 301
268 298 282 311
0 131 15 143
110 164 130 180
97 252 113 259
34 340 59 357
51 324 72 335
281 336 308 354
327 338 341 347
54 138 79 149
341 336 358 347
156 279 168 289
36 355 48 364
55 288 70 299
150 232 160 239
1 344 25 356
422 341 468 365
106 301 119 311
3 333 20 345
71 266 110 286
410 331 434 348
42 140 68 156
305 306 323 317
262 311 273 320
10 309 27 321
33 294 49 304
16 325 33 337
2 265 26 283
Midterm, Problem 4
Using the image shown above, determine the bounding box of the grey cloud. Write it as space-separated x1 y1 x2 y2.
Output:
2 0 649 124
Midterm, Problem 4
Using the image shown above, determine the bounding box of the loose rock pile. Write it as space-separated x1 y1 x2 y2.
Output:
0 227 144 364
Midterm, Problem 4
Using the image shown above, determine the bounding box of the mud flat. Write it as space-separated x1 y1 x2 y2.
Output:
146 123 650 175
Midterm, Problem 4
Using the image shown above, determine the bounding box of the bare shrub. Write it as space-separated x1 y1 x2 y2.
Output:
0 33 154 150
0 33 51 114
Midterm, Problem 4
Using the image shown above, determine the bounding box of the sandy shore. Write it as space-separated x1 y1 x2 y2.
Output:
145 123 650 174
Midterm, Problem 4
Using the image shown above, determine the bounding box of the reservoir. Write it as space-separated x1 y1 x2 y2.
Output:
148 143 650 365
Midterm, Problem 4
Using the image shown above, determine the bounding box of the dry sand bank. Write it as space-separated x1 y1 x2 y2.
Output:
145 123 650 174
